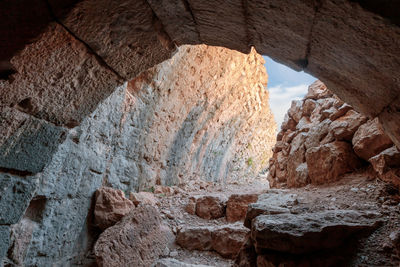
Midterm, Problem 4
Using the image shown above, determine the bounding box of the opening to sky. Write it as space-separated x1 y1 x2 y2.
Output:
264 56 317 129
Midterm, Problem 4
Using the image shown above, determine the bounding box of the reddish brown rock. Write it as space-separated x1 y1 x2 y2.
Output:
94 205 173 267
352 118 394 161
305 80 333 100
176 227 213 251
211 226 249 259
185 197 196 215
329 110 367 141
154 185 175 196
369 146 400 189
195 195 226 220
176 225 249 259
94 187 135 230
129 191 159 207
226 194 259 222
306 141 363 184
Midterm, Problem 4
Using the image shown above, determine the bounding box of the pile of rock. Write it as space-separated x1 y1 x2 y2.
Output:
185 194 259 222
268 80 399 188
235 191 382 266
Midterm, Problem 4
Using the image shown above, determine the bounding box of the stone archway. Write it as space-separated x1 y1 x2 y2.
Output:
0 0 400 265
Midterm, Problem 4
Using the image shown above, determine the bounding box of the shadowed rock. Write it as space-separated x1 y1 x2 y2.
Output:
251 210 381 254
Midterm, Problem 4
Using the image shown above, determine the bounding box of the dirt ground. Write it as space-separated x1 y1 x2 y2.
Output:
154 169 400 266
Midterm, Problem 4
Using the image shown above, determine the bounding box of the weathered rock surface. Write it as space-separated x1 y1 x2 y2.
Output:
251 210 380 254
244 191 297 228
353 118 394 161
0 173 37 225
226 194 259 222
129 191 159 207
153 258 213 267
268 81 395 188
369 146 400 189
0 45 275 265
195 195 227 220
93 187 134 230
176 227 213 251
94 205 173 267
306 141 363 184
176 225 249 259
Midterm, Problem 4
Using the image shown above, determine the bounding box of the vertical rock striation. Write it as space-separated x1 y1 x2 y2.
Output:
1 45 276 266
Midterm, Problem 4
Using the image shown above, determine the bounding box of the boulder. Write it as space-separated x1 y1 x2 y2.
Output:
369 146 400 175
129 191 159 206
302 99 317 117
244 191 296 228
176 225 249 259
330 103 353 121
226 194 259 222
94 205 173 267
211 226 250 259
251 210 381 254
153 258 213 267
288 100 303 123
306 141 363 184
176 226 213 251
233 237 257 267
185 197 196 215
281 113 297 131
195 195 226 219
369 146 400 188
94 187 135 230
305 80 333 100
329 110 367 141
352 118 393 160
286 133 308 187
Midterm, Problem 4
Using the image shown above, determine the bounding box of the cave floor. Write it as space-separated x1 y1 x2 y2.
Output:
150 170 400 266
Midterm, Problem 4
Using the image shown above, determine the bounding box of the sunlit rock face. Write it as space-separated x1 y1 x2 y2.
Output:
118 45 276 189
268 81 397 188
1 45 276 266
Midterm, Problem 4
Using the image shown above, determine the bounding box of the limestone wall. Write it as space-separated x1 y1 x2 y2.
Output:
1 45 276 266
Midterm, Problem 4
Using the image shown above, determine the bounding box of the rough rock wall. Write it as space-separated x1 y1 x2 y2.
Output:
111 45 276 190
268 81 399 189
2 0 400 148
1 45 276 266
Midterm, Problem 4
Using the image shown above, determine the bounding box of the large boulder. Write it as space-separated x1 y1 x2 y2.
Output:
176 225 249 259
195 195 227 220
369 146 400 189
226 194 259 222
211 226 250 259
306 141 363 184
153 258 213 267
94 205 173 267
329 110 367 141
251 210 381 254
176 226 213 251
244 191 296 228
93 187 135 230
305 80 333 100
352 118 393 161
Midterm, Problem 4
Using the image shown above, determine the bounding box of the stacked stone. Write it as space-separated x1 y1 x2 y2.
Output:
268 80 399 188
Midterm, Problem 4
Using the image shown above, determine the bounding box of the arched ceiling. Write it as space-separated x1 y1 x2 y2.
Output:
0 0 399 174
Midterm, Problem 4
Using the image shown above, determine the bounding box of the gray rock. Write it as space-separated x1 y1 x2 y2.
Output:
251 210 381 254
0 108 67 173
0 173 37 224
0 226 10 266
153 258 213 267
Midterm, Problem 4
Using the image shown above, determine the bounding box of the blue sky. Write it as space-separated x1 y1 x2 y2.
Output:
263 56 317 128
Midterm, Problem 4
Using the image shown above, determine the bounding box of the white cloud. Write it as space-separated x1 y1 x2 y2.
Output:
268 84 309 128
